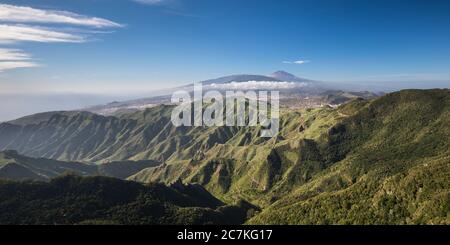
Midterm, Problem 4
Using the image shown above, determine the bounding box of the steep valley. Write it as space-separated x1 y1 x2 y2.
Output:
0 89 448 224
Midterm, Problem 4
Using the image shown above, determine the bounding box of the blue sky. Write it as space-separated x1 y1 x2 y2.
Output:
0 0 449 120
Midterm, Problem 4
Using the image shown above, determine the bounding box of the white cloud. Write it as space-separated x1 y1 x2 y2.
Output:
207 81 308 90
0 61 39 72
134 1 198 17
294 60 310 64
0 24 85 43
0 4 122 44
134 0 165 5
0 4 122 73
283 60 310 65
0 4 122 28
0 48 32 60
0 48 39 72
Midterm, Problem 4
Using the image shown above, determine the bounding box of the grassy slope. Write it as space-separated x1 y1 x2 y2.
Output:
130 89 449 224
129 105 349 206
248 89 450 224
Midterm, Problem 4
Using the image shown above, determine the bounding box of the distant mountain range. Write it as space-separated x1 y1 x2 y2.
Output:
201 70 314 84
83 71 378 115
270 70 315 83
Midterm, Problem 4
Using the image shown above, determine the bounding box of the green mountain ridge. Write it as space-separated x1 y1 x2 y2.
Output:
0 89 448 224
248 89 450 224
129 89 449 224
0 150 159 181
0 175 256 225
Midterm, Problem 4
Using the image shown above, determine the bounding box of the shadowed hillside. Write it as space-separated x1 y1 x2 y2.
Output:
0 150 159 181
0 175 257 225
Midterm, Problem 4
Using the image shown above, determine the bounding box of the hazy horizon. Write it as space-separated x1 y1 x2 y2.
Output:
1 0 450 120
1 76 449 122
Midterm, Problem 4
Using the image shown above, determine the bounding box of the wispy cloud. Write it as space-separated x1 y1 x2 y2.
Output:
283 60 310 65
0 4 122 28
0 24 85 43
0 4 122 72
0 48 39 72
0 61 39 72
134 0 201 18
0 48 32 60
134 0 165 5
